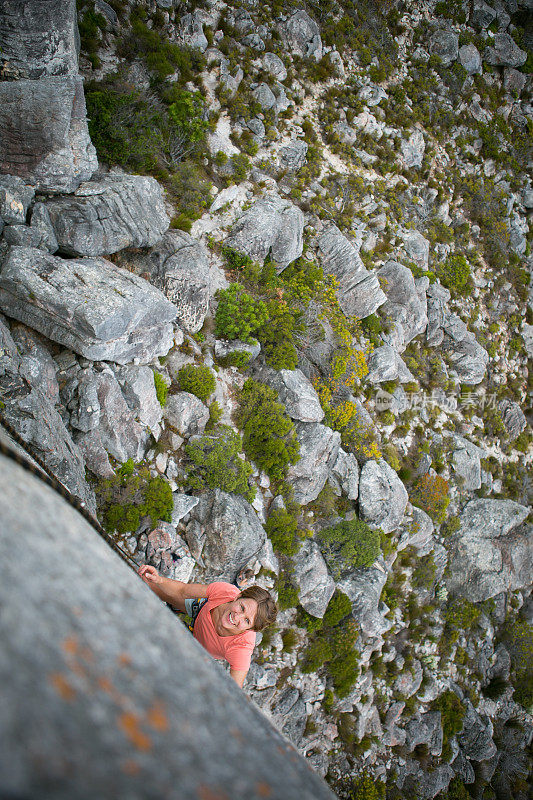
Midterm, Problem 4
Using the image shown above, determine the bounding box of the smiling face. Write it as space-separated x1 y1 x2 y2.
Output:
220 596 258 636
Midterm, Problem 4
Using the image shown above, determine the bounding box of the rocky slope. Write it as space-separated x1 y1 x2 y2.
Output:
0 0 532 798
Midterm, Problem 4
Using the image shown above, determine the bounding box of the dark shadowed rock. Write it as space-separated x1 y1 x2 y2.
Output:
291 540 335 618
405 711 443 756
317 225 386 319
189 490 267 581
282 697 308 746
429 30 459 66
0 247 177 363
29 202 59 252
0 76 97 193
457 701 497 761
471 0 498 28
46 175 170 256
286 422 341 504
446 499 531 601
359 458 408 533
225 193 304 269
484 33 527 66
124 230 210 333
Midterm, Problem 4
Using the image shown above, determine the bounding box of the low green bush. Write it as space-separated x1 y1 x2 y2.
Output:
265 508 302 556
500 618 533 711
256 301 302 370
410 473 450 523
153 372 168 407
432 690 465 761
95 460 173 535
177 364 215 403
318 518 381 578
183 426 255 503
214 283 268 344
277 571 299 611
323 590 352 627
435 253 472 296
235 379 300 483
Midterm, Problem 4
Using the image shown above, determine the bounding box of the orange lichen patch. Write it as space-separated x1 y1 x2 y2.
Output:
146 702 169 732
117 653 132 667
121 759 141 776
62 636 79 656
197 785 231 800
80 646 94 663
97 676 114 694
256 781 272 797
230 726 244 743
49 672 76 701
118 712 152 752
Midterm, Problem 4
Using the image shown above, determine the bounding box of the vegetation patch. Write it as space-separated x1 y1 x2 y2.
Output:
184 427 255 503
177 364 215 404
318 518 382 578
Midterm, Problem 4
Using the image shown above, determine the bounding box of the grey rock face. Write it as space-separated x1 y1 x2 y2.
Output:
446 499 531 601
190 490 267 581
280 140 308 172
401 129 425 168
402 229 430 270
280 11 323 61
401 763 455 800
395 660 424 701
452 435 484 491
262 53 287 81
0 317 96 512
29 202 59 253
426 282 451 346
291 540 335 618
317 225 386 319
126 230 210 333
2 224 42 248
330 448 359 501
441 315 489 384
252 82 277 111
471 0 498 28
338 559 391 637
0 176 35 224
498 399 526 439
282 697 308 746
220 60 243 98
367 345 414 384
0 76 97 193
225 193 304 269
214 338 261 362
359 459 408 533
171 493 199 526
504 66 527 95
459 43 482 74
484 33 527 66
457 701 497 761
378 260 428 352
262 368 324 423
179 10 208 51
286 422 341 504
0 453 336 800
0 0 78 79
46 175 170 257
405 711 443 756
0 247 177 363
359 85 387 106
146 521 196 582
429 30 459 65
164 392 209 438
112 365 163 438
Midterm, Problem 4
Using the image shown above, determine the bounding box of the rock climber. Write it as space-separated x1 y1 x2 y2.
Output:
138 564 277 688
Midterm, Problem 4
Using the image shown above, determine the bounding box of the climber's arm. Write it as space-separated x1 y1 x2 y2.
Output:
229 668 248 688
138 565 209 612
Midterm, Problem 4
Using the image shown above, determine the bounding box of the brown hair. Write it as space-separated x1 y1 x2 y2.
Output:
239 585 277 632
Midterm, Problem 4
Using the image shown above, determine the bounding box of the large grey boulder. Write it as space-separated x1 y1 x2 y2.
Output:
0 176 35 225
405 711 443 756
262 52 287 81
29 202 59 253
429 30 459 66
330 448 359 501
280 140 308 173
457 701 497 762
367 344 414 384
378 260 428 352
280 11 323 61
441 314 489 384
179 9 208 51
402 230 430 270
164 392 209 438
286 422 341 505
0 247 177 363
484 33 527 67
359 458 408 533
189 490 267 582
0 452 336 800
0 316 96 513
451 435 484 491
401 129 425 169
471 0 498 28
124 230 210 333
261 368 324 422
252 83 277 111
459 43 482 74
426 283 451 346
225 194 304 269
446 499 531 601
317 225 386 319
0 0 78 79
45 175 170 257
291 540 335 618
337 558 391 637
0 76 98 193
112 365 163 439
498 398 526 439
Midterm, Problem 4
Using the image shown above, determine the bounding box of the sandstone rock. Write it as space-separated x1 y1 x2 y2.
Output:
457 701 497 761
146 521 195 582
282 697 308 746
395 660 424 701
189 490 267 581
286 422 341 505
112 364 164 438
164 392 209 438
262 368 324 423
498 398 526 439
401 129 426 168
484 33 527 66
330 448 359 501
359 459 408 533
378 260 428 352
292 540 335 618
471 0 498 28
441 315 489 384
0 176 35 224
426 283 451 346
459 43 482 74
45 175 170 257
0 0 78 79
252 83 277 111
337 559 391 637
317 225 386 319
367 345 414 384
0 76 97 193
171 493 199 525
10 325 59 407
225 193 304 269
262 53 287 81
429 30 459 66
405 711 443 756
280 140 308 172
446 499 531 601
0 247 177 363
402 229 430 270
452 435 484 491
280 11 322 61
29 202 59 253
179 10 208 51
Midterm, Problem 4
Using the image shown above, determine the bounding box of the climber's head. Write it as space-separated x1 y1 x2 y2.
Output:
239 585 278 632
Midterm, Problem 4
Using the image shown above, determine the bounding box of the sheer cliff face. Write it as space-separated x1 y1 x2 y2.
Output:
0 0 532 797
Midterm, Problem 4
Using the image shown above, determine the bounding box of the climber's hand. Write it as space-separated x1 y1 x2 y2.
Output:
138 564 162 584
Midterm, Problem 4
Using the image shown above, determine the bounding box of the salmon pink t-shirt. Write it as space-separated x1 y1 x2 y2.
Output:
193 582 256 671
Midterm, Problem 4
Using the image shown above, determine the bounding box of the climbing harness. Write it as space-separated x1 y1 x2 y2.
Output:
0 411 140 572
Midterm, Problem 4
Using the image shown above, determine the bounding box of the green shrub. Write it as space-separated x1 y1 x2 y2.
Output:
318 518 381 578
95 460 173 535
177 364 215 403
410 473 450 523
153 372 168 407
281 628 298 652
277 571 299 610
435 253 472 296
296 606 324 634
500 619 533 711
346 770 384 800
78 7 107 67
214 283 268 344
265 508 302 556
301 637 333 672
256 301 303 370
184 426 255 503
235 378 300 483
432 690 465 761
323 591 352 627
207 400 223 429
